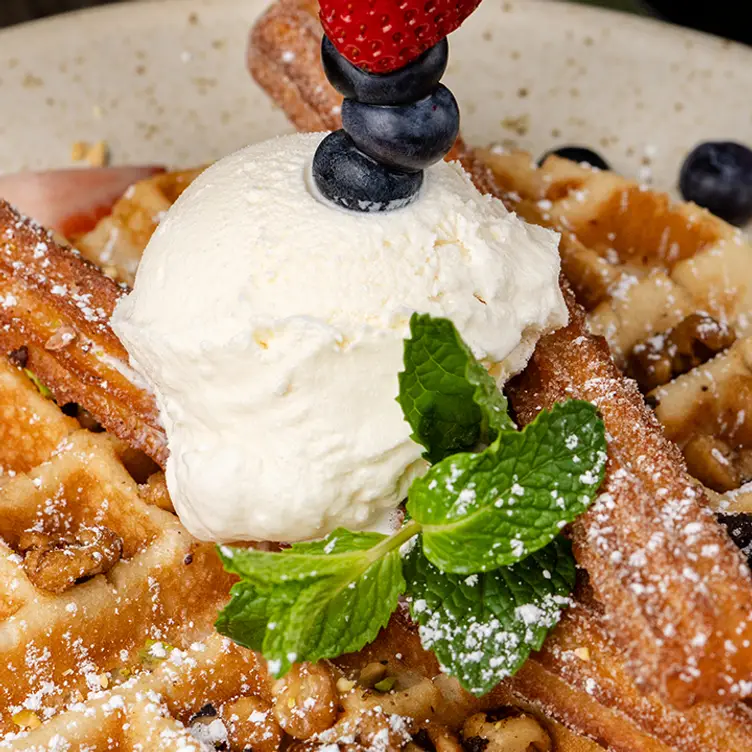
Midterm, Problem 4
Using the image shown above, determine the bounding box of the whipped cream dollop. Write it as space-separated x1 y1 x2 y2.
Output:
111 132 567 543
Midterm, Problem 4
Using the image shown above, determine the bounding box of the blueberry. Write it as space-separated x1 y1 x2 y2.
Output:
539 146 610 171
680 141 752 226
718 513 752 563
312 130 423 213
341 85 460 173
322 36 449 107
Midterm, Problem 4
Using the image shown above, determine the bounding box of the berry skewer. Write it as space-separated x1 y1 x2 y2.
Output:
313 0 482 212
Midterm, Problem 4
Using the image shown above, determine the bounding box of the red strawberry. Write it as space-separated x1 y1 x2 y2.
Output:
319 0 482 74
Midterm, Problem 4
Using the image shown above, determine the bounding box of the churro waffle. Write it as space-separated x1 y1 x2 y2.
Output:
0 194 607 752
0 252 601 752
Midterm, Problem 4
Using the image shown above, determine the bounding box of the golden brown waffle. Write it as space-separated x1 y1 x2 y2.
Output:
0 199 591 749
479 149 752 502
74 168 203 287
0 198 605 752
7 143 751 752
0 362 234 735
479 150 751 360
0 201 167 467
0 326 597 751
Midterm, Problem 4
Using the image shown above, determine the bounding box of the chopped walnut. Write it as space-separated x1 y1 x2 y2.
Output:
21 526 123 593
462 710 552 752
719 374 752 448
188 704 229 750
418 724 463 752
272 663 339 739
138 473 175 512
222 696 283 752
18 530 56 551
356 707 412 750
336 677 356 694
313 682 415 751
683 434 741 493
628 313 736 392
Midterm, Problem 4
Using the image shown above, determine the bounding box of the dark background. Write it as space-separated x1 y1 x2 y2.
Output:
1 0 126 27
0 1 749 46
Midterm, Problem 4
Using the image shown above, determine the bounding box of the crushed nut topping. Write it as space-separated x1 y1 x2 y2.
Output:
272 663 339 740
683 434 742 493
462 710 552 752
222 696 283 752
358 661 388 688
628 313 736 392
21 525 124 593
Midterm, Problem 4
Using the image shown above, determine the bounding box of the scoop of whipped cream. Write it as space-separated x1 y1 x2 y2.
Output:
111 132 567 543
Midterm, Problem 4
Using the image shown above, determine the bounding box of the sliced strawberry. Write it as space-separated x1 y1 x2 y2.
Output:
320 0 482 74
0 165 165 238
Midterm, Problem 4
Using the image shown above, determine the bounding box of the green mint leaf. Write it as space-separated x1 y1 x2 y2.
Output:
407 400 607 574
217 529 390 585
398 313 515 464
214 580 276 650
215 529 407 677
404 537 575 696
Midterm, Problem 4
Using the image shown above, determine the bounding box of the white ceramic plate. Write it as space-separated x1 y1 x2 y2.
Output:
0 0 750 199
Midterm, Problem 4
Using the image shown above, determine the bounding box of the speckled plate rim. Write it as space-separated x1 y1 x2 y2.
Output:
0 0 751 201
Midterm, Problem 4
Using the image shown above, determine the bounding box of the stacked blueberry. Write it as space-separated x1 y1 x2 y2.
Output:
313 37 460 212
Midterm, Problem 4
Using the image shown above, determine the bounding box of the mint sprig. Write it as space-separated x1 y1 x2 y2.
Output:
215 529 409 677
216 314 607 694
408 401 606 574
398 314 515 463
404 536 575 695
